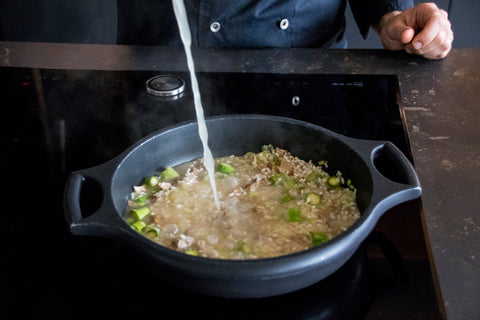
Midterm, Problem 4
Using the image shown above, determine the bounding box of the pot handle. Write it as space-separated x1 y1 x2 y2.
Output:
64 165 129 238
360 140 422 213
64 172 86 226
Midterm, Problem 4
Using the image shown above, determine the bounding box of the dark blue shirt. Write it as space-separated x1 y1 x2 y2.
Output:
117 0 413 48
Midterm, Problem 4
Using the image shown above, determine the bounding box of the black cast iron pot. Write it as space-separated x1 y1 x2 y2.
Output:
64 114 421 298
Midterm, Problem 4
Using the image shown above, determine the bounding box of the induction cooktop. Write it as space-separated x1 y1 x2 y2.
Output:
0 68 440 319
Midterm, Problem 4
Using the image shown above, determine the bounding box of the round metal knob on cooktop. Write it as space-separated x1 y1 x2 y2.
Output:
146 75 185 97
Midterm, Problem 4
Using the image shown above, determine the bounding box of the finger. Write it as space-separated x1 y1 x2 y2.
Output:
411 20 452 57
381 22 414 50
427 29 453 59
411 10 450 50
407 29 453 59
440 8 448 20
400 27 415 44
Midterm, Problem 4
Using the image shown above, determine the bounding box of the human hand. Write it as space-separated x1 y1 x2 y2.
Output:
375 2 453 59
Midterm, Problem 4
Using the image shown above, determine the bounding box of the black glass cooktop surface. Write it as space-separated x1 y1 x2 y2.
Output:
0 68 440 319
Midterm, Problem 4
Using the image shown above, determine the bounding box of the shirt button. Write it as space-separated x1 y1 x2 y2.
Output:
210 22 221 33
279 19 289 30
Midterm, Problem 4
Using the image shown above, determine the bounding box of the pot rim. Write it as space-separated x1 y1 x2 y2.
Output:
65 114 421 279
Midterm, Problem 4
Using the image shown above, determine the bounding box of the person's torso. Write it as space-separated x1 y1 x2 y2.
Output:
117 0 347 48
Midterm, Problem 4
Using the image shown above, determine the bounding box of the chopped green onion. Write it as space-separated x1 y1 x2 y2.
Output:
281 193 295 203
261 144 274 153
160 167 179 180
144 176 159 187
288 207 302 222
269 173 297 189
305 192 322 205
283 176 296 189
217 162 235 174
235 242 251 254
273 156 281 166
269 173 282 184
310 232 329 246
306 170 323 183
145 225 159 238
347 179 355 190
185 249 198 256
130 207 150 220
131 220 146 232
126 217 136 225
327 176 341 188
134 194 148 206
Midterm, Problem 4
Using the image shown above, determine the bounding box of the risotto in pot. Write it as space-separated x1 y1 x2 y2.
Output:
124 145 360 259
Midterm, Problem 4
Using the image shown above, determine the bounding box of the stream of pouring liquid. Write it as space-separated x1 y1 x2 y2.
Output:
172 0 221 210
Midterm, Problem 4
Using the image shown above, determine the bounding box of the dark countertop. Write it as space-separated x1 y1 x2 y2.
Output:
1 42 479 320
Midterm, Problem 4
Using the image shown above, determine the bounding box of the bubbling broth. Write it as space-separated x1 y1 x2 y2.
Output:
124 146 360 259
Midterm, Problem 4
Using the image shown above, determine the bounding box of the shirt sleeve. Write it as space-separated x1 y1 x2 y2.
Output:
348 0 413 38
